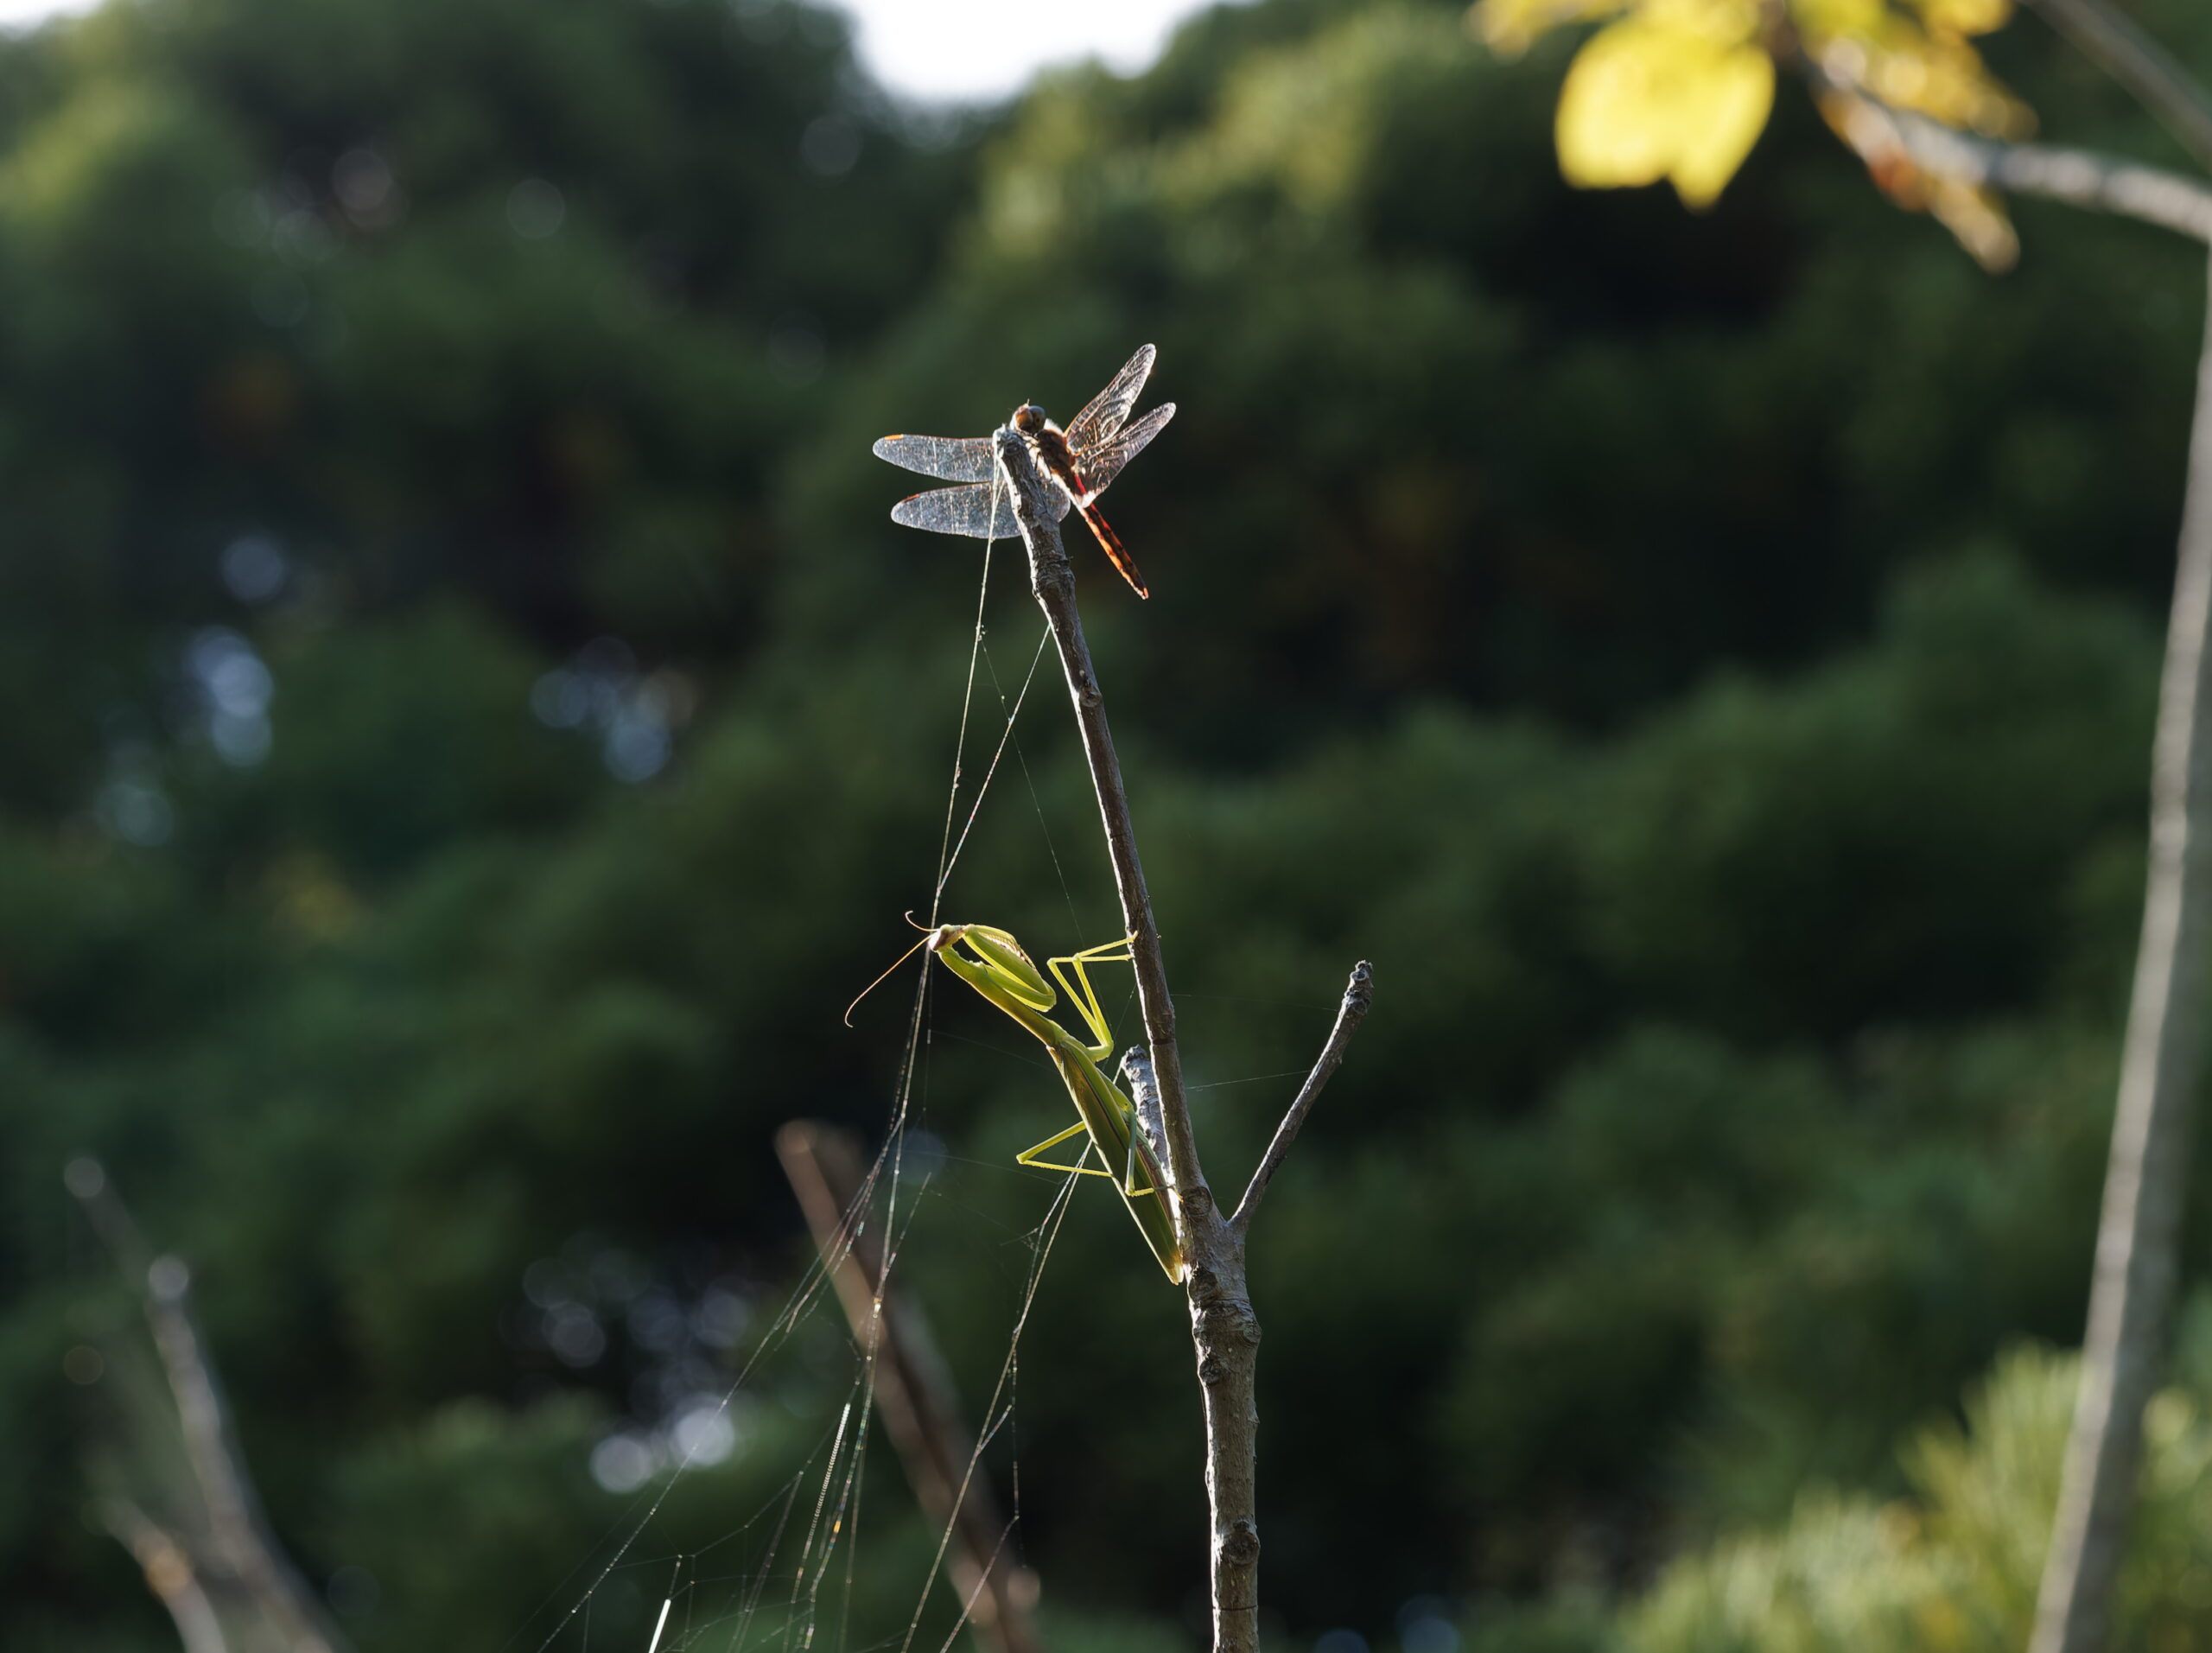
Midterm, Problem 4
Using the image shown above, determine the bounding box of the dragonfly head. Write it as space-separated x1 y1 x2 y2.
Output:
1010 404 1047 435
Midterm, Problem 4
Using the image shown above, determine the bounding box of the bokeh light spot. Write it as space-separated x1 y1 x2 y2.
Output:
800 115 861 177
507 178 566 239
219 534 288 603
590 1432 658 1494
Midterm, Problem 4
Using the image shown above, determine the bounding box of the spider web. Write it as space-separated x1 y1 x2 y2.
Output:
510 462 1100 1653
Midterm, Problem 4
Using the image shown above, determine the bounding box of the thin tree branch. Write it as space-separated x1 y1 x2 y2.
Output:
775 1122 1045 1653
977 389 1374 1653
99 1497 231 1653
1230 962 1374 1235
2028 240 2212 1653
1824 40 2212 1649
1799 33 2212 1643
68 1158 348 1653
2024 0 2212 176
989 426 1262 1653
988 429 1206 1211
1853 98 2212 239
1825 28 2212 1643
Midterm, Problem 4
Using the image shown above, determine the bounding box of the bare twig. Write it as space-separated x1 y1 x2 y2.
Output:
2027 242 2212 1653
973 388 1377 1653
100 1498 230 1653
67 1158 348 1653
988 428 1244 1653
775 1122 1046 1653
1821 33 2212 1651
1231 962 1374 1234
2024 0 2212 175
1848 98 2212 239
988 428 1205 1211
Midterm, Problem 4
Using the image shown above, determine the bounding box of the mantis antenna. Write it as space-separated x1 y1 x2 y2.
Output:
842 913 938 1027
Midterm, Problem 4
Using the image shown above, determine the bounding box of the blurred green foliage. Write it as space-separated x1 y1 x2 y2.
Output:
1609 1297 2212 1653
6 0 2212 1647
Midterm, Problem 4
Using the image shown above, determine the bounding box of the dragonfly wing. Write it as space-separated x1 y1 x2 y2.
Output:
1062 344 1156 455
889 481 1074 537
1073 403 1174 499
873 432 995 483
891 483 1009 538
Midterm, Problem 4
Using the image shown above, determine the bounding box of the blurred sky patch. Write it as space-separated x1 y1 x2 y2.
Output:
0 0 1228 101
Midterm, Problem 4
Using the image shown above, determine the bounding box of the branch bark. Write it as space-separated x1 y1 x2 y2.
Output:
776 1122 1045 1653
100 1498 232 1653
1232 962 1374 1234
1845 98 2212 240
988 429 1203 1211
2025 243 2212 1653
67 1157 349 1653
985 428 1370 1653
1828 59 2212 1653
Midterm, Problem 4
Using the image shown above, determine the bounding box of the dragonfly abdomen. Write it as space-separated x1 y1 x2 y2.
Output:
1073 500 1150 601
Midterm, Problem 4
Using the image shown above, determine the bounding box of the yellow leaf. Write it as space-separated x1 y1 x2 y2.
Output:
1468 0 1630 59
1912 0 2010 38
1793 0 1888 36
1796 3 2030 137
1554 14 1776 207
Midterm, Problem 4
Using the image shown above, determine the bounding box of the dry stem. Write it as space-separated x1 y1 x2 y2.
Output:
2024 245 2212 1653
1233 963 1374 1234
1847 99 2212 239
1829 67 2212 1653
986 427 1370 1653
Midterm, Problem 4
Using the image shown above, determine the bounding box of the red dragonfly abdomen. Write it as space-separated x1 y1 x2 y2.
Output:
1032 427 1152 600
1071 493 1150 601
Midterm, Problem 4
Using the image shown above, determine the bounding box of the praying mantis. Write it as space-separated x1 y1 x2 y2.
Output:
852 921 1185 1283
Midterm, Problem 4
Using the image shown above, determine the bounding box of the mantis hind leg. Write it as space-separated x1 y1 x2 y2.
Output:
1046 936 1137 1059
1015 1120 1116 1179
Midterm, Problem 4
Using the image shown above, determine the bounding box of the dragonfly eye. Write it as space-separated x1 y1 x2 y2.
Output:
1011 404 1045 433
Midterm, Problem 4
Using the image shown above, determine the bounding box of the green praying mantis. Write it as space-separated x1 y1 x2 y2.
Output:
850 921 1185 1283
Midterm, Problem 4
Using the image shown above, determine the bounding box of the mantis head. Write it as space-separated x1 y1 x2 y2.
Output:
842 913 946 1027
845 918 1044 1027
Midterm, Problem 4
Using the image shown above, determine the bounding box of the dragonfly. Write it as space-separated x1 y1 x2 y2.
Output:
872 344 1175 599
